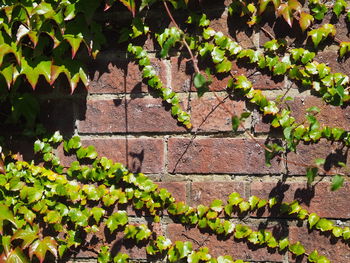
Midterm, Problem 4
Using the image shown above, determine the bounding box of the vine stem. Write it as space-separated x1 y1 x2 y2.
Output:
163 1 200 74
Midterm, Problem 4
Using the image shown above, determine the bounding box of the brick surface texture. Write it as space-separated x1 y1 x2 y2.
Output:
33 7 350 263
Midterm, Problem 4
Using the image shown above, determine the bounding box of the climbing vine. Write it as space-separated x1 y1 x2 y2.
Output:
1 0 350 262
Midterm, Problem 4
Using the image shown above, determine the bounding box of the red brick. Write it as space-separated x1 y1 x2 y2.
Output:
76 227 147 259
249 72 284 90
170 58 248 93
286 140 348 175
88 58 167 94
167 138 284 174
289 226 350 263
88 60 127 94
190 94 245 132
127 97 187 133
253 95 350 134
166 224 283 262
78 98 188 134
78 99 126 133
58 137 164 174
287 96 350 130
251 181 350 218
316 50 350 75
190 181 247 207
83 138 164 174
157 182 187 203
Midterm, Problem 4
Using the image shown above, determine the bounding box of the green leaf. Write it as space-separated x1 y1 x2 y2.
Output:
29 237 58 263
194 73 208 95
308 250 319 262
333 0 347 17
299 12 314 32
316 218 334 232
91 207 105 223
6 247 30 263
210 199 223 212
232 116 240 132
106 211 128 232
308 29 324 48
279 238 289 250
12 225 39 249
306 167 318 184
216 59 232 73
331 175 344 191
234 224 252 239
211 47 225 63
289 242 305 256
342 227 350 239
308 213 320 229
332 226 343 237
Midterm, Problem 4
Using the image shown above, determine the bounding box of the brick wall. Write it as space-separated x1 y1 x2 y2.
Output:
37 5 350 263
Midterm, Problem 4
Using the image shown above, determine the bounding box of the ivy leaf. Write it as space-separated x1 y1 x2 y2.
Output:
316 218 334 232
29 237 58 263
279 238 289 250
106 211 128 232
311 4 328 20
308 250 319 262
234 224 252 239
308 29 324 48
331 175 344 191
306 167 318 184
289 242 305 256
332 226 343 237
91 207 105 223
216 59 232 73
119 0 136 16
308 213 320 229
12 225 39 249
210 199 223 212
276 0 302 27
339 42 350 58
5 247 30 263
333 0 347 17
299 12 314 32
211 47 225 63
64 34 84 59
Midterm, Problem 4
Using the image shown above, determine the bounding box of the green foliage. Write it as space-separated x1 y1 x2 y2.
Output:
1 0 350 262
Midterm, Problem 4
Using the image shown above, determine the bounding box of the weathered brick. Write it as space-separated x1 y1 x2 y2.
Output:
289 226 350 263
286 140 348 175
249 71 284 90
287 96 350 130
316 50 350 75
190 181 247 207
75 227 147 259
78 98 187 134
190 94 245 132
88 59 127 94
167 138 284 174
157 182 187 203
251 181 350 218
58 137 164 174
88 57 167 94
78 99 127 133
253 95 350 134
84 138 164 173
170 58 248 93
166 224 284 262
127 97 187 133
